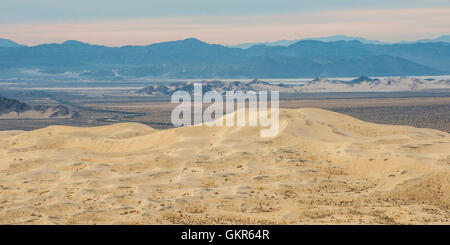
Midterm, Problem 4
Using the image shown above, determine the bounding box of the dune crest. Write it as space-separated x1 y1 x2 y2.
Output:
0 108 448 224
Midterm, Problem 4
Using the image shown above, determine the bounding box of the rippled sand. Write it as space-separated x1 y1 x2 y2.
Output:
0 108 448 224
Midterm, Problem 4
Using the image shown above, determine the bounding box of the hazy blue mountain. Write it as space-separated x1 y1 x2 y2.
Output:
366 42 450 73
417 35 450 43
230 40 299 49
230 35 385 49
230 35 450 49
0 38 25 47
243 40 450 73
305 35 385 44
0 38 448 78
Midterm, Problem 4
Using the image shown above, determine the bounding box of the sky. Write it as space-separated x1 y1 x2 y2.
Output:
0 0 450 46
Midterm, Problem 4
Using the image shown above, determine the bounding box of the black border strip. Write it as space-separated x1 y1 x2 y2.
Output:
0 225 447 243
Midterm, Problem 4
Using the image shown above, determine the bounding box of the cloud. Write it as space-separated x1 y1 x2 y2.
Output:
1 8 449 46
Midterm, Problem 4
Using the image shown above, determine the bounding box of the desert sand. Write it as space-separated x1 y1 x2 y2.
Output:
0 108 448 224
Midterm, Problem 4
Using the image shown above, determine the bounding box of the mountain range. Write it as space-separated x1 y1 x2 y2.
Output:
229 35 450 49
229 35 387 49
0 37 449 78
136 77 450 95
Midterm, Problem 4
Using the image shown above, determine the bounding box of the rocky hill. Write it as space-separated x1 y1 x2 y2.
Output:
0 96 79 119
136 79 275 95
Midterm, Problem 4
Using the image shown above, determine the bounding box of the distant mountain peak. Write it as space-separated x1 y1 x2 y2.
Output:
416 35 450 43
289 39 329 46
0 38 25 47
180 38 211 46
183 38 203 42
61 40 89 46
151 38 210 48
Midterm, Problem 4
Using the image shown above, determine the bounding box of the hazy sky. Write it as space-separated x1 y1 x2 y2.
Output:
1 0 449 46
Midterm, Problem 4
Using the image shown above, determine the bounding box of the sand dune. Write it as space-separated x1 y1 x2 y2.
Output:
0 108 448 224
